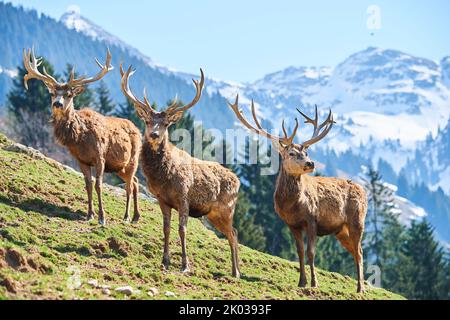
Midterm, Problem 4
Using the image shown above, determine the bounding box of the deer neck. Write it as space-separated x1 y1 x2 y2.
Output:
51 110 83 147
142 132 177 183
275 166 309 211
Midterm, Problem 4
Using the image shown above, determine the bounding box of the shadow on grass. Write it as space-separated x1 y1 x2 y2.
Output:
54 244 92 257
212 272 263 283
0 194 86 221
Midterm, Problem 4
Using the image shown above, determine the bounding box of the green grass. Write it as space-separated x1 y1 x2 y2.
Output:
0 133 405 300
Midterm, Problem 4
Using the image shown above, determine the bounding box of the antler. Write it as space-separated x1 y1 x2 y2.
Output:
119 64 156 118
297 105 335 148
23 48 61 90
67 49 113 87
228 95 299 146
166 69 205 115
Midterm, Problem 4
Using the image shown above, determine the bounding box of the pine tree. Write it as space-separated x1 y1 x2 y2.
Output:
232 192 267 251
361 167 398 266
395 220 449 300
95 81 115 115
6 59 57 152
378 215 407 290
64 64 95 110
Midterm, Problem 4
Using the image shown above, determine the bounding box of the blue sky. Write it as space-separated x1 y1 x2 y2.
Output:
4 0 450 82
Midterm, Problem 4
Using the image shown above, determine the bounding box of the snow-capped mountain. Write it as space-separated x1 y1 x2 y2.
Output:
403 117 450 193
60 8 176 74
61 8 154 66
54 7 450 196
206 48 450 179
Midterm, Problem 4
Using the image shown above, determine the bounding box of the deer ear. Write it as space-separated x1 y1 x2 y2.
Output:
271 139 286 154
168 111 184 123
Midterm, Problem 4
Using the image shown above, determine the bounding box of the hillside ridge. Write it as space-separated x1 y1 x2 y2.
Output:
0 133 404 300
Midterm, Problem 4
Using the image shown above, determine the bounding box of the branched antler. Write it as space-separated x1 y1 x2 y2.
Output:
297 105 335 148
228 95 299 146
120 65 204 118
166 69 205 115
120 64 156 118
67 49 113 87
23 48 113 90
23 48 61 90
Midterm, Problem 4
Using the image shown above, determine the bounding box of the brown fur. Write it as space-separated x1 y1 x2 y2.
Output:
52 108 142 225
273 145 368 293
227 98 367 293
141 132 241 276
120 67 241 276
22 49 141 226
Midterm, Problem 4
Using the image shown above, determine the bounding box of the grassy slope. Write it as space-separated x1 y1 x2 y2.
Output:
0 134 404 300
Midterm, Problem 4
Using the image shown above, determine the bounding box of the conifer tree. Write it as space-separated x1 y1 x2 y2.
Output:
362 167 398 266
95 81 115 115
7 59 56 151
232 191 267 251
396 220 449 300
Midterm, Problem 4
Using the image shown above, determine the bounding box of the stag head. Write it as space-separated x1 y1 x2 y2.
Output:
23 48 113 118
120 64 205 147
228 96 334 176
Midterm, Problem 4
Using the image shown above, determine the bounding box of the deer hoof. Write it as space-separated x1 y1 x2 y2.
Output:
131 215 140 224
181 262 190 273
86 213 95 221
162 258 170 271
232 271 241 279
122 217 130 224
98 218 106 227
181 267 190 274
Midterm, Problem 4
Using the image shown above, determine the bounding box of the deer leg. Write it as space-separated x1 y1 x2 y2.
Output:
337 225 365 293
160 201 172 271
79 163 95 221
131 176 140 224
289 226 307 287
350 226 365 294
207 212 241 278
117 171 137 224
178 201 190 273
94 159 106 226
306 223 318 288
122 176 133 223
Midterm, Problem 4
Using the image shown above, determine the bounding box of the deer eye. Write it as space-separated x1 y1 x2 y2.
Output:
289 151 296 157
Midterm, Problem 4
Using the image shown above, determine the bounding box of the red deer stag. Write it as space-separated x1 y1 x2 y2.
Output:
228 96 367 293
23 49 142 226
120 65 241 277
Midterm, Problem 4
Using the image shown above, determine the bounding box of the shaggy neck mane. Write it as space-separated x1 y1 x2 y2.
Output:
52 111 84 146
275 166 309 206
142 133 178 182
